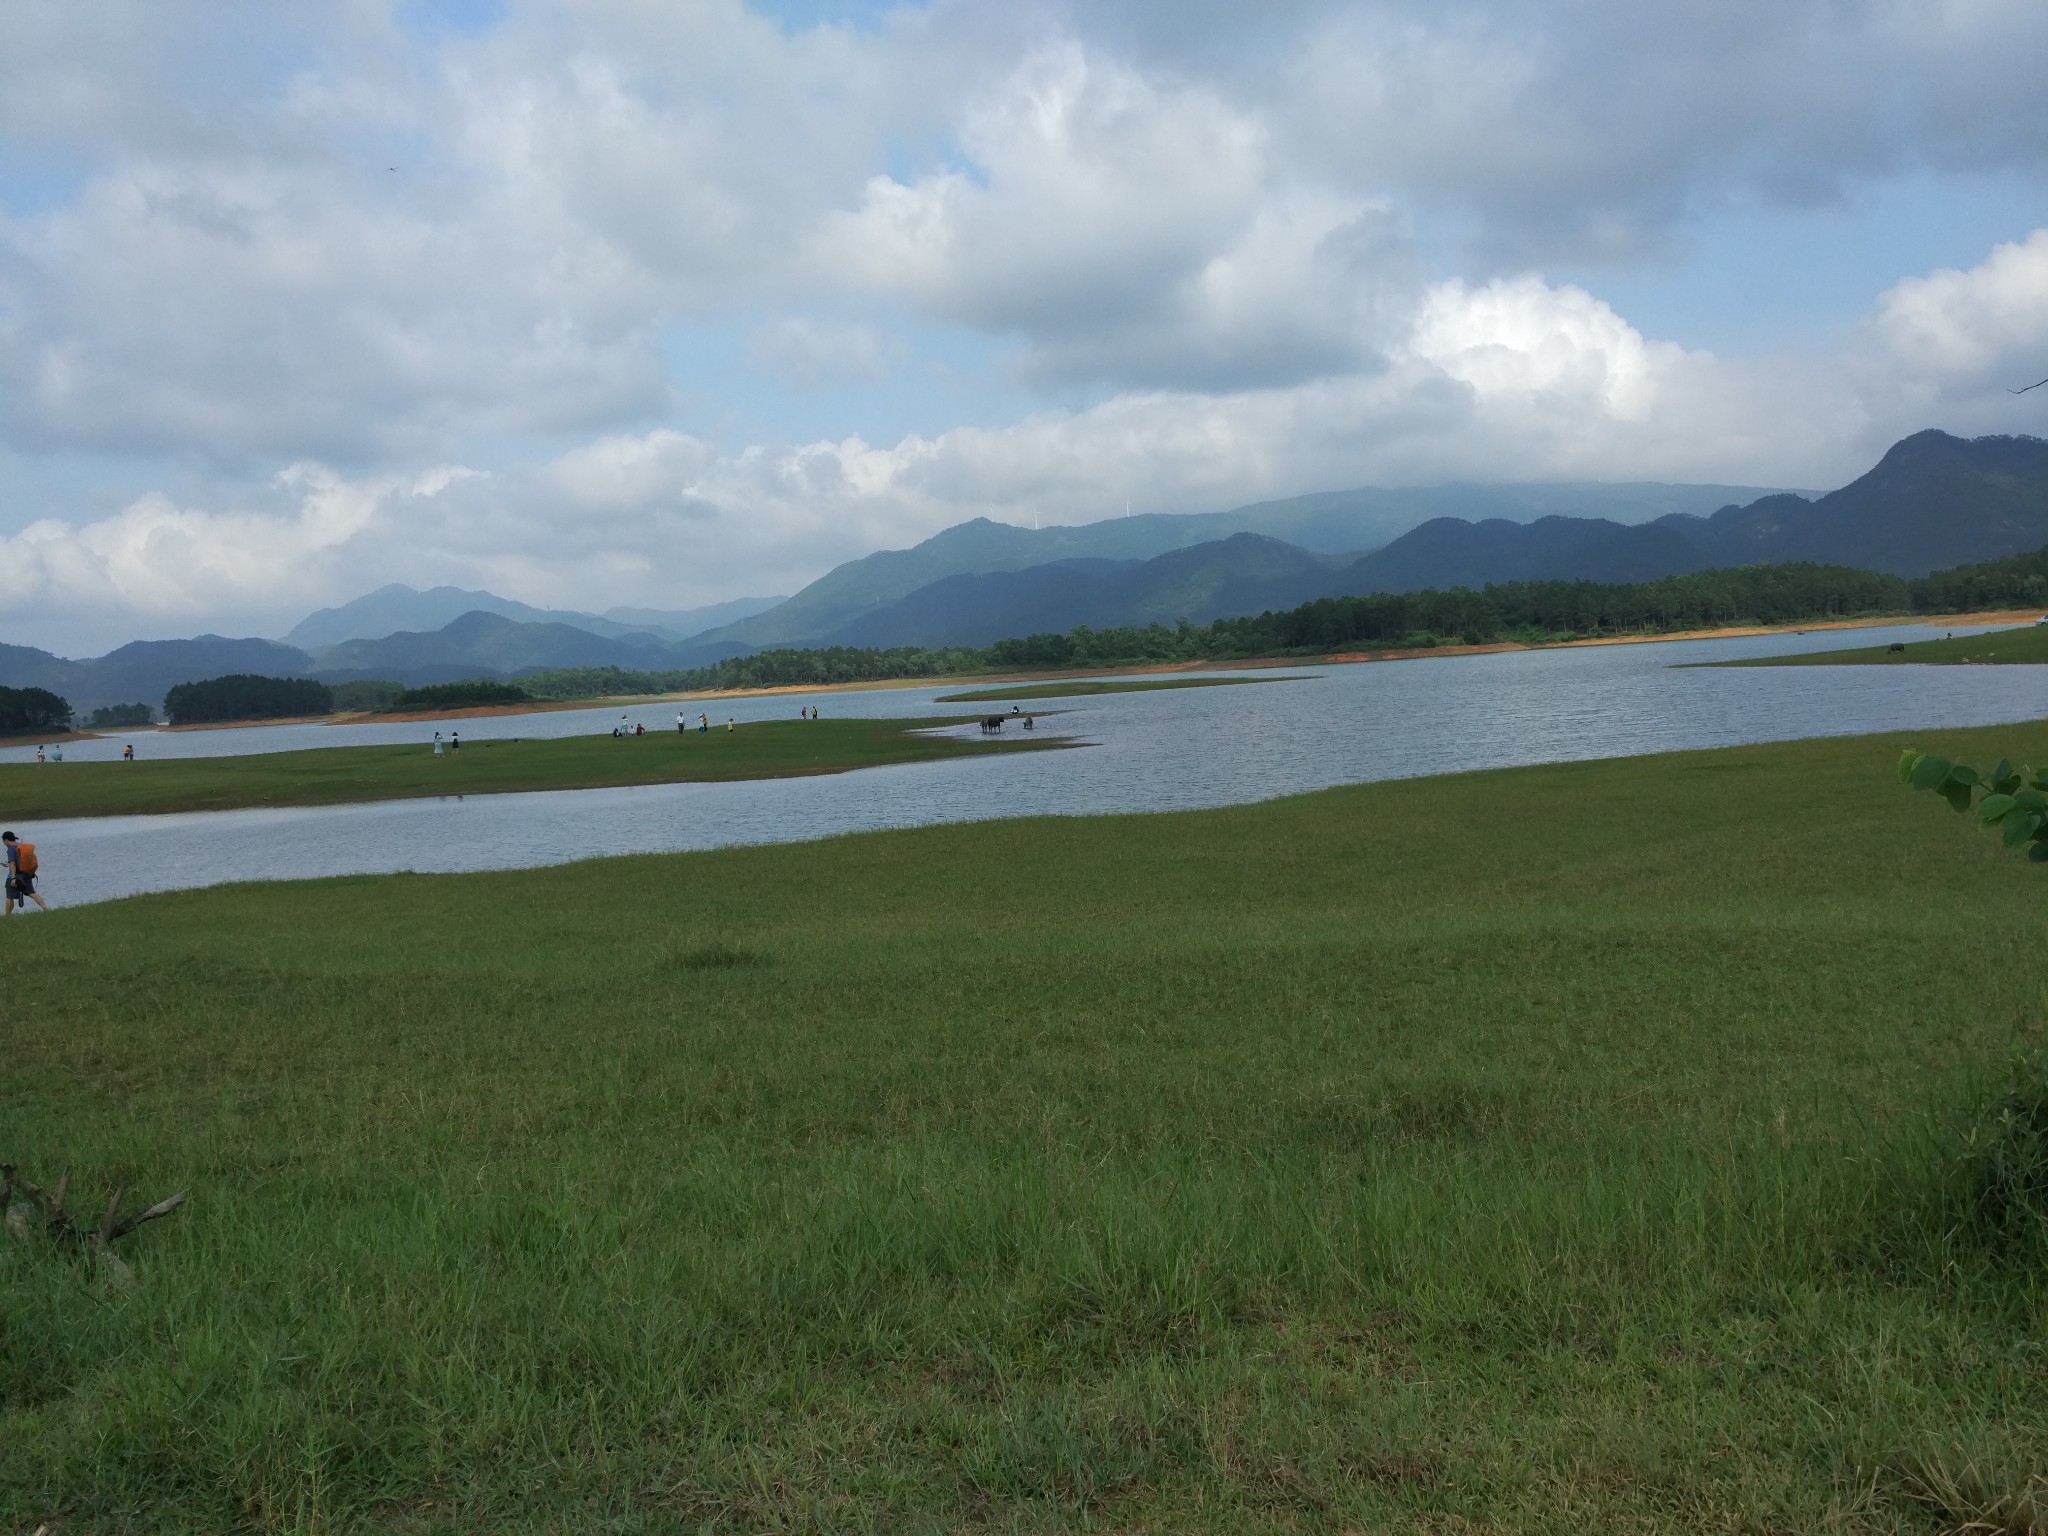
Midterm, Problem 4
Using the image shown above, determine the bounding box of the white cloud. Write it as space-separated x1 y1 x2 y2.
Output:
9 229 2046 656
1866 229 2048 380
0 1 2044 651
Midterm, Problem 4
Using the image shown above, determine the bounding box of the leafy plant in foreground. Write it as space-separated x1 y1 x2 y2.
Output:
1899 748 2048 861
1904 748 2048 1260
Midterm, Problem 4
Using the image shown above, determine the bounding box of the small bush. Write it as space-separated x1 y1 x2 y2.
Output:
1957 1058 2048 1261
86 702 154 728
389 679 533 711
332 679 406 712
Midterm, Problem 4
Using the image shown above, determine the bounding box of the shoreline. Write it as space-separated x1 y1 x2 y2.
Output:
110 609 2039 733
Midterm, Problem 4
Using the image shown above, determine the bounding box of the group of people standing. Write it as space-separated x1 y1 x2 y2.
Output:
672 712 735 734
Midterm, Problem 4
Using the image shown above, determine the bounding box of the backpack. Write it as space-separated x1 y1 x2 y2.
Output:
13 842 36 875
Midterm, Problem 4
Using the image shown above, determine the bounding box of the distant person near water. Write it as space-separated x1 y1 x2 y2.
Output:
699 714 708 733
34 746 43 763
434 731 444 755
726 718 734 732
122 743 134 761
451 730 461 750
3 831 48 914
51 744 61 762
677 711 687 734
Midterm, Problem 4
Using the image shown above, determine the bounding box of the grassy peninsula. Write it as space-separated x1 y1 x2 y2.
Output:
0 717 1055 819
1719 623 2048 667
934 675 1305 702
6 724 2048 1531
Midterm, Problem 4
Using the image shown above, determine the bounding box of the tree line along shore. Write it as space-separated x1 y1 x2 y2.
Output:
19 541 2048 730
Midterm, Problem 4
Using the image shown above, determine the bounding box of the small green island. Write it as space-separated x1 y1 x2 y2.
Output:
1708 622 2048 667
934 674 1308 703
0 717 1061 819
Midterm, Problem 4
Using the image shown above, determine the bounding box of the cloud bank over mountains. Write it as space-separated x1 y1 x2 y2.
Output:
0 0 2043 651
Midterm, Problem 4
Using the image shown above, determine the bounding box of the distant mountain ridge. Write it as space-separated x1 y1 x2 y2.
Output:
825 535 1347 649
284 585 785 649
308 611 750 684
1 432 2037 715
690 480 1791 651
803 431 2048 647
1649 431 2048 574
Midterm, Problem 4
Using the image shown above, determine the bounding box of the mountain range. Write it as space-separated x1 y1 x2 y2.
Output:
683 479 1786 651
6 430 2043 715
284 586 785 650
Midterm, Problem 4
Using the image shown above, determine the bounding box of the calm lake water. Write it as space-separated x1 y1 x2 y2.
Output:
17 621 2048 908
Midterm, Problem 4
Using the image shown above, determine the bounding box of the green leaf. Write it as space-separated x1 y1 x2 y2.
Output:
2026 840 2048 863
1995 757 2014 784
1909 754 1953 791
1898 749 1924 785
1942 781 1974 814
1948 764 1981 788
2004 809 2041 847
1978 793 2017 823
2017 789 2048 812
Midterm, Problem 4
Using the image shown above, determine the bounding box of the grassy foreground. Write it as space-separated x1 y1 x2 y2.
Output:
1718 622 2048 667
934 676 1305 703
0 718 1054 819
7 724 2048 1532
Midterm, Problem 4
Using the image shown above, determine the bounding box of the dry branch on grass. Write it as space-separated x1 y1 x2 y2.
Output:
1 1161 188 1283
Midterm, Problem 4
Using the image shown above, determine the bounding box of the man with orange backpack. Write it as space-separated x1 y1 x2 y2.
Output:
3 831 48 913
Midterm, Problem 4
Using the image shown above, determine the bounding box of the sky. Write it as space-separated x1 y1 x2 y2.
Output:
1 0 2045 654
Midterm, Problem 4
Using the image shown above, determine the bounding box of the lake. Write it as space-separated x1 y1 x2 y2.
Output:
16 621 2048 908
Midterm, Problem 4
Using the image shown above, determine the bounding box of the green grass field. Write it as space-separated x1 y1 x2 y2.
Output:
934 676 1305 703
0 718 1057 819
6 724 2048 1532
1716 622 2048 666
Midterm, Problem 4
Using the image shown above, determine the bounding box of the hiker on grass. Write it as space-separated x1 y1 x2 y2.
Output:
677 711 687 734
3 832 48 914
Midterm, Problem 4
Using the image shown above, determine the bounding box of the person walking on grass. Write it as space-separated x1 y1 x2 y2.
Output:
677 711 687 734
122 743 134 761
3 832 48 914
698 713 708 734
726 717 734 732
